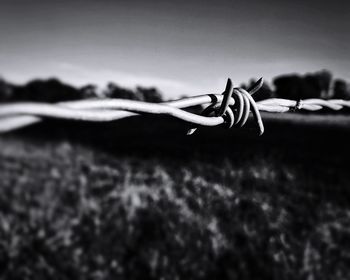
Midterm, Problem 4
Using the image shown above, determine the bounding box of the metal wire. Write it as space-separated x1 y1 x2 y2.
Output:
0 78 350 135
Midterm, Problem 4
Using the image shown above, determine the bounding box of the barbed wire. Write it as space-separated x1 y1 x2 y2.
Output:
0 78 350 135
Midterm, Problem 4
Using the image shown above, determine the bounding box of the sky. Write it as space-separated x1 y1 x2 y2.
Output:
0 0 349 98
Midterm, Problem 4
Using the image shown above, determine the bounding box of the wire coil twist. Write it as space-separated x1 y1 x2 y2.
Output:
187 78 263 135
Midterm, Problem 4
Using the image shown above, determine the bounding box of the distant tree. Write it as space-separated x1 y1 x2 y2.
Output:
302 70 333 99
333 79 350 99
317 70 333 99
105 83 140 101
0 77 13 102
104 83 163 102
302 74 322 99
80 84 98 99
11 78 82 103
136 87 163 103
273 74 303 100
273 70 333 100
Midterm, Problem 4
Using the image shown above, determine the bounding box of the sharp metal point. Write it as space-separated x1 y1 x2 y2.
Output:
248 77 264 95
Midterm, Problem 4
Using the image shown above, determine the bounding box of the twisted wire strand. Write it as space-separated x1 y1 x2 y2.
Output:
1 77 350 135
0 95 232 133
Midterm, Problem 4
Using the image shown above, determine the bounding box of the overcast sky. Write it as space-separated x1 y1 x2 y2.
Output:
0 0 349 97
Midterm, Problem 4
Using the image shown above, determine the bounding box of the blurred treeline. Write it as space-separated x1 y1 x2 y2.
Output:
242 70 350 101
0 79 162 103
0 69 349 103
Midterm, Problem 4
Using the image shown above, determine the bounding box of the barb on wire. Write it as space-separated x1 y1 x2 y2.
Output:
1 77 350 135
187 78 234 135
187 78 264 135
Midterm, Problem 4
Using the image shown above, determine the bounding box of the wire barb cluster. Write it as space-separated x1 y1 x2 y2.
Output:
187 78 264 135
1 77 350 135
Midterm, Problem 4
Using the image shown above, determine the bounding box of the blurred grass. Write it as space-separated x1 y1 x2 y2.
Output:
1 128 350 279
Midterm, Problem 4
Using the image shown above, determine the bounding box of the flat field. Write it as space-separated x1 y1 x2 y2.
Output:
0 114 350 279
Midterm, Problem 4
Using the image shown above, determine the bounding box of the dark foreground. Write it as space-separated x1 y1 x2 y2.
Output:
0 115 350 280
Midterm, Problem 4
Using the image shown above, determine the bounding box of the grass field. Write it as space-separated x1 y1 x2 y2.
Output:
1 116 350 279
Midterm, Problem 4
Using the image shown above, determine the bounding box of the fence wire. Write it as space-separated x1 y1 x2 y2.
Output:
0 78 350 135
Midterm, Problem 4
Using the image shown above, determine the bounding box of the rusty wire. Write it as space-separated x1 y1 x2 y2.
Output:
0 78 350 135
